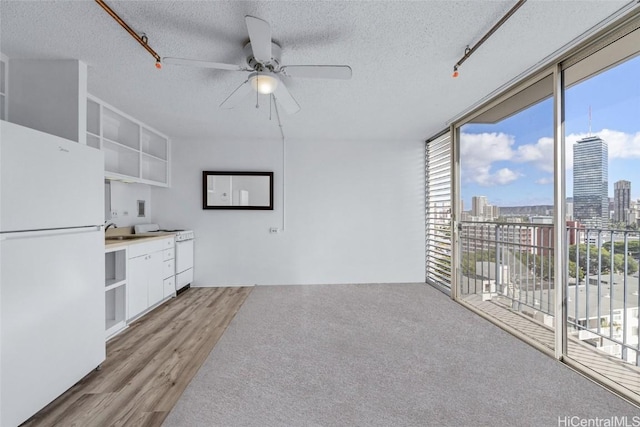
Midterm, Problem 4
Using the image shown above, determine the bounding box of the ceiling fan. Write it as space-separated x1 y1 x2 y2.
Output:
163 16 352 115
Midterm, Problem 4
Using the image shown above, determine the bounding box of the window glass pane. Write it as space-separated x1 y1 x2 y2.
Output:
564 40 640 399
458 75 555 352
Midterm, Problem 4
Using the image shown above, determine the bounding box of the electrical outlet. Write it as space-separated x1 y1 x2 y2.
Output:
269 227 279 233
111 210 118 218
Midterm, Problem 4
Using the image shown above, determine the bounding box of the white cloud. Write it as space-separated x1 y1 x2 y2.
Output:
491 168 521 185
535 177 553 185
460 132 517 186
514 137 554 173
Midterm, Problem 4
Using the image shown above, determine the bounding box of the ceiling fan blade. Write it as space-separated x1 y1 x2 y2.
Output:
220 79 253 109
281 65 352 80
245 15 272 64
163 57 246 71
273 82 300 115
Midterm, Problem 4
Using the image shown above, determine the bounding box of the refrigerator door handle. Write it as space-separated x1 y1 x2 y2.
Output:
0 225 102 240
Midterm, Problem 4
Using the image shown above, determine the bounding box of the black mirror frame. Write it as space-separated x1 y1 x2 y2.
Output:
202 171 274 210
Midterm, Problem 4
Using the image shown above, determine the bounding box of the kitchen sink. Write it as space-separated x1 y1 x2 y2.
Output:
105 235 148 241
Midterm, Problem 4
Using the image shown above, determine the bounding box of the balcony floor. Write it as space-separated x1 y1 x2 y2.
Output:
464 294 640 397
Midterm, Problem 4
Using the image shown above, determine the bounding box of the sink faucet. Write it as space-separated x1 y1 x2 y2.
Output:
105 222 117 232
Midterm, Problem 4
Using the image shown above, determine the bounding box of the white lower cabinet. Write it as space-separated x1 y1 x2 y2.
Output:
162 242 176 298
148 251 164 307
127 237 174 321
128 255 152 320
164 276 176 298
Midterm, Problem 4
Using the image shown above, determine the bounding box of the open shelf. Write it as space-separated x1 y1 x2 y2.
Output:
106 284 127 338
86 133 100 150
141 128 168 160
102 107 140 151
87 98 100 135
105 248 127 339
0 55 6 121
103 139 140 177
0 59 5 94
88 94 170 186
105 248 126 286
141 153 168 184
106 279 126 291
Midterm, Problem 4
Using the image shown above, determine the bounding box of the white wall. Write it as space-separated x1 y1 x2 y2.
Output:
151 137 425 286
108 181 151 227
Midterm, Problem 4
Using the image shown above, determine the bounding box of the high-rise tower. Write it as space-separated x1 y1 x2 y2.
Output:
614 180 631 224
472 196 488 218
573 136 608 228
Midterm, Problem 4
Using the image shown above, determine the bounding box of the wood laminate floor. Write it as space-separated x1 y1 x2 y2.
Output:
21 287 252 427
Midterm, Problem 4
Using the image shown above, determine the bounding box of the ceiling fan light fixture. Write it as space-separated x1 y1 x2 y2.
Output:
249 72 278 94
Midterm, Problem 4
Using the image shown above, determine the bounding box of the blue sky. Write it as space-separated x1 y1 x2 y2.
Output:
460 53 640 208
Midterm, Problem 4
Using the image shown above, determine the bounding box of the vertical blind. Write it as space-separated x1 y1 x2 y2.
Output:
425 132 452 289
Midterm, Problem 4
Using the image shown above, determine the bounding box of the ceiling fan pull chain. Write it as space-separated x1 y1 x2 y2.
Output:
256 77 260 109
269 94 273 120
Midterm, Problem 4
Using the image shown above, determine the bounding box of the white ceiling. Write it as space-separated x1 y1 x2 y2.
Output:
0 1 636 143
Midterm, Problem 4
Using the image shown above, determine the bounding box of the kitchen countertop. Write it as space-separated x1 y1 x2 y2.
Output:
105 229 176 249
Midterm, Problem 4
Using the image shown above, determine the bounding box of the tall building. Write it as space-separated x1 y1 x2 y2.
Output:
485 205 500 219
614 180 631 223
566 198 574 221
472 196 488 218
573 136 608 229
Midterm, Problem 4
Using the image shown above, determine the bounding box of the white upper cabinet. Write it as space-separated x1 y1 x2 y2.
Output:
0 53 7 121
87 94 170 187
7 59 87 144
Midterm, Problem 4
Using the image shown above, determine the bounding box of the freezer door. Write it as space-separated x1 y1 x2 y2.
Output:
0 227 105 427
0 121 104 232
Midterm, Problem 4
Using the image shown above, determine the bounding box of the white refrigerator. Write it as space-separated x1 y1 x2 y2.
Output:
0 121 105 427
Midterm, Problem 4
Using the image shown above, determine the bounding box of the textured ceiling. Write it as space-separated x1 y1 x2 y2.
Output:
0 1 636 143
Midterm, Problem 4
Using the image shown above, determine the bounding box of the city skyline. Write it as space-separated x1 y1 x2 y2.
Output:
460 53 640 208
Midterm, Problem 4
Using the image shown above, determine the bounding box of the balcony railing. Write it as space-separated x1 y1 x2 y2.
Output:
459 221 640 366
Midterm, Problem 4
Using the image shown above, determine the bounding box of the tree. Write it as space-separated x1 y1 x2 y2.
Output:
613 253 638 275
515 252 553 280
569 260 584 280
568 244 638 277
568 244 609 275
461 249 496 277
604 240 640 256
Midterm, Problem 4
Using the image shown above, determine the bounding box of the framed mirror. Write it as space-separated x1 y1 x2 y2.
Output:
203 171 274 210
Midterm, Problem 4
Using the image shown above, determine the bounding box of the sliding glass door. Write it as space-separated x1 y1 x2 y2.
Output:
444 10 640 405
561 23 640 400
454 71 555 352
